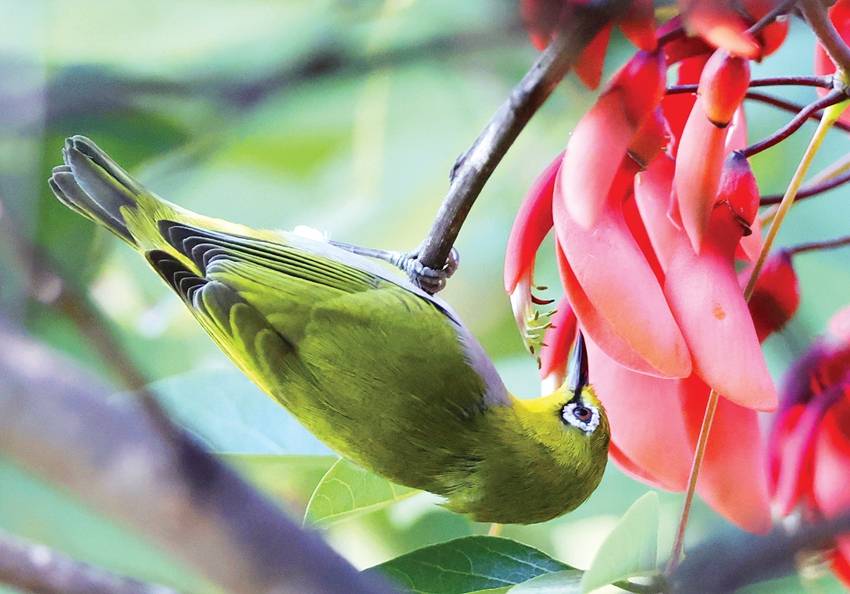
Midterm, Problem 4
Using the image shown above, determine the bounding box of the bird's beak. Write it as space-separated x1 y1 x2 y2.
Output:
567 331 589 397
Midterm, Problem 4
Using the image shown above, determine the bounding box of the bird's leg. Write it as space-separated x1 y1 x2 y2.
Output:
329 240 459 294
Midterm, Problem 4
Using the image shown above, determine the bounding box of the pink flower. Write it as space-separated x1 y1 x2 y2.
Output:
769 308 850 586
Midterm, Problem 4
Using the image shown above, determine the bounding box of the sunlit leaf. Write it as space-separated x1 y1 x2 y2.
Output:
508 570 582 593
148 368 332 455
223 454 337 511
304 458 418 527
580 492 660 593
366 536 573 594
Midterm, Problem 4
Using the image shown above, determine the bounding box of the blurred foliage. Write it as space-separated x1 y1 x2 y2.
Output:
1 1 850 593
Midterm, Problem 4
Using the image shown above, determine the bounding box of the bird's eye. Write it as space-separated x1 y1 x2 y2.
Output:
573 406 593 422
561 402 600 434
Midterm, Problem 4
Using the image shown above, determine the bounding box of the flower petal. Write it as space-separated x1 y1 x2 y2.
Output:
663 208 777 410
504 153 561 293
634 155 681 272
574 24 613 90
679 0 760 58
555 165 692 378
681 376 772 533
673 102 729 252
539 298 578 393
587 335 692 489
813 397 850 562
561 51 666 228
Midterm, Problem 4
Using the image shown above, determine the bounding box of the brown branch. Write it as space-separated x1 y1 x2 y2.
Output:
801 0 850 76
744 90 850 133
0 531 177 594
413 0 631 287
0 319 395 594
742 89 846 157
788 233 850 255
761 168 850 204
0 199 174 438
671 511 850 592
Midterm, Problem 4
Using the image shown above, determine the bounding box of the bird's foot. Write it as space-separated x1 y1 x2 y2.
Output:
330 240 459 294
394 248 460 294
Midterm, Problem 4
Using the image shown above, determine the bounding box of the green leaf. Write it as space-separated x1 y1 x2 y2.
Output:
304 458 418 527
508 570 582 593
148 369 332 455
222 454 338 511
366 535 573 594
580 492 660 593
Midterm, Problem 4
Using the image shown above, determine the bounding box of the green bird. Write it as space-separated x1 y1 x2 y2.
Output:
48 136 609 524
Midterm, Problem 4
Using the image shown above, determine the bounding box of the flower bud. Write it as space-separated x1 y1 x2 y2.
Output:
699 50 751 127
742 250 800 342
717 151 759 228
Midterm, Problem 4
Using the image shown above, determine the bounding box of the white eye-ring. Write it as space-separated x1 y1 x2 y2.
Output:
561 402 600 434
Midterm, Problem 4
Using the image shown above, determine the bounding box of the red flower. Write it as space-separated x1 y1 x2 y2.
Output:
769 308 850 586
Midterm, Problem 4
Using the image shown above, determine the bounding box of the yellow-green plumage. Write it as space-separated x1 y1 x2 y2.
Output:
49 136 609 524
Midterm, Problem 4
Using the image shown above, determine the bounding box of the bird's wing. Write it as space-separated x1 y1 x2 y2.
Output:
146 221 509 432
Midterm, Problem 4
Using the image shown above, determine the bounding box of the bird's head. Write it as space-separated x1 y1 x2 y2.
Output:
514 332 610 481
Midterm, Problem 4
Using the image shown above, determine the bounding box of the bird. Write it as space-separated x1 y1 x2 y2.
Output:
48 135 609 524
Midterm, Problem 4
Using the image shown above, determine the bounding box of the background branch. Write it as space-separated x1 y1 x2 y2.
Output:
0 319 395 594
0 530 177 594
672 512 850 593
414 0 630 284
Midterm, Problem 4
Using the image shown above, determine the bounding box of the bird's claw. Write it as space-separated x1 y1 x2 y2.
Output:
398 248 460 294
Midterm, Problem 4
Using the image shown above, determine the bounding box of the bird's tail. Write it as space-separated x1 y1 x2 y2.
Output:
49 136 149 247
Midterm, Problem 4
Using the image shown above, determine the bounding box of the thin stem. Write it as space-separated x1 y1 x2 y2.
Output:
801 0 850 74
788 234 850 255
761 169 850 204
666 97 850 576
414 0 630 289
742 90 844 157
665 76 833 95
665 390 720 575
745 101 849 298
745 91 850 134
745 0 799 37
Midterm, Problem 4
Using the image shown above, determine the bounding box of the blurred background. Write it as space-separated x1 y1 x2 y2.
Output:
1 1 849 592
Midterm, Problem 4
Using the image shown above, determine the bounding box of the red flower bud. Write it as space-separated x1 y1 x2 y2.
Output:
741 250 800 342
699 50 751 127
717 151 759 227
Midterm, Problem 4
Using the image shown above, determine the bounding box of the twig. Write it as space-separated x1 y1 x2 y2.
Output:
666 77 832 96
801 0 850 75
413 0 631 286
788 233 850 255
671 511 850 592
745 0 799 37
0 199 174 437
745 90 850 134
0 319 395 594
761 169 850 204
0 530 177 594
742 89 846 157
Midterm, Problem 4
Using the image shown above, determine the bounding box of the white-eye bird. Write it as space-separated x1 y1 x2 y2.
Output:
48 136 609 524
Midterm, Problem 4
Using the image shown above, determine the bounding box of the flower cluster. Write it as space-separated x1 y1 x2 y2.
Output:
768 307 850 585
506 0 850 549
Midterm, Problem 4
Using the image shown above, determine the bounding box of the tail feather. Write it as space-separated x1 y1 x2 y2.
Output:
48 136 142 246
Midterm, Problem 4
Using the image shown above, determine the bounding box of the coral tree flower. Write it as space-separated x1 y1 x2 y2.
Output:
506 2 796 532
520 0 656 89
769 307 850 587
